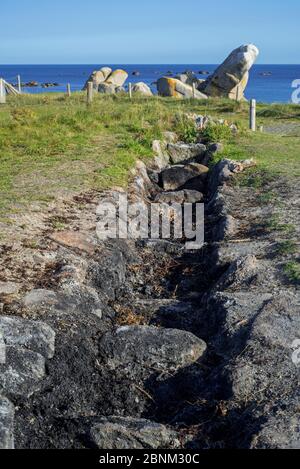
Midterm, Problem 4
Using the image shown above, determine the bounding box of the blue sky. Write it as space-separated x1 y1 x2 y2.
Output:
1 0 299 64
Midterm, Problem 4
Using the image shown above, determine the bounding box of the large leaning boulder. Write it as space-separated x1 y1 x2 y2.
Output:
201 44 259 100
105 69 128 87
157 77 208 100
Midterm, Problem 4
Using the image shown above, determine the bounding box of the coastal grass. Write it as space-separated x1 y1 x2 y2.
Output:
0 92 299 219
276 240 298 256
284 261 300 284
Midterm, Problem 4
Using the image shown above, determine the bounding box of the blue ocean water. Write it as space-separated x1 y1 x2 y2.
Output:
1 64 300 103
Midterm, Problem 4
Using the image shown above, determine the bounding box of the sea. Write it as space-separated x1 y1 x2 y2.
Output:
1 64 300 103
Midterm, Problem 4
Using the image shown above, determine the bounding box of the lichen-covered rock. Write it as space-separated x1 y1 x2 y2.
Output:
0 281 21 296
88 248 126 300
128 160 157 201
0 397 14 449
229 291 300 400
152 140 170 170
202 44 259 100
90 417 180 449
167 143 207 164
251 410 300 449
214 255 258 290
106 69 128 87
21 284 104 319
101 67 113 81
161 163 209 191
157 77 208 99
0 330 5 365
99 326 207 378
22 289 58 309
0 316 56 359
163 131 178 144
0 347 46 397
132 82 153 96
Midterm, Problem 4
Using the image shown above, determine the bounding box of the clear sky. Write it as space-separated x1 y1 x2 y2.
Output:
1 0 299 64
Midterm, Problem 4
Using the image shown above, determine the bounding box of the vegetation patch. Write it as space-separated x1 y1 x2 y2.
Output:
200 122 233 144
0 93 299 230
265 215 296 234
284 261 300 284
276 240 298 256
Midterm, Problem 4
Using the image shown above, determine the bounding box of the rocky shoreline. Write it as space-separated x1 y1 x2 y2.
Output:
0 115 299 449
6 44 259 101
82 44 259 101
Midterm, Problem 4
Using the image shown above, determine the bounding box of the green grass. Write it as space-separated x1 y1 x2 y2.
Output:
265 215 296 235
284 261 300 283
200 122 233 144
257 191 278 205
0 92 299 221
276 240 298 256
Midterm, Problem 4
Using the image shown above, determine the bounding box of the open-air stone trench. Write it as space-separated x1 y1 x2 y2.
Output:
0 113 299 449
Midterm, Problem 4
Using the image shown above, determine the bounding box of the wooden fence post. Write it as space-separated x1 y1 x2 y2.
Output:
67 83 71 97
249 99 256 131
129 83 132 99
87 81 93 104
0 79 6 104
236 85 239 102
192 83 196 99
17 75 22 93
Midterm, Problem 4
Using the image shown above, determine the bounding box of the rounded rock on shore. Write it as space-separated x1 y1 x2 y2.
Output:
106 69 128 87
132 82 153 96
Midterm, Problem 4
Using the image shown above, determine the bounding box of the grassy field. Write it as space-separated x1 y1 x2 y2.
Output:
0 92 299 218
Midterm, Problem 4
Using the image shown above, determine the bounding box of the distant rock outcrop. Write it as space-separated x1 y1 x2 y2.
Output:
82 67 128 93
83 67 112 91
201 44 259 100
132 82 153 96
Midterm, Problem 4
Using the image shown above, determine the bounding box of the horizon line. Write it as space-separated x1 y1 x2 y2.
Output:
1 63 300 66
